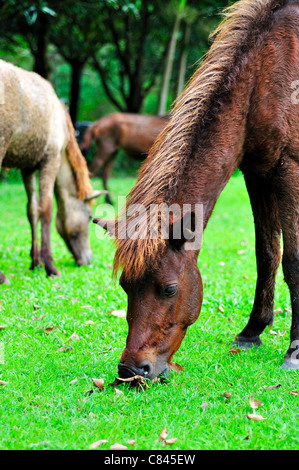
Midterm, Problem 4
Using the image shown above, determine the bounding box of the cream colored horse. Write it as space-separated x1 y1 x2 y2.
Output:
0 60 103 283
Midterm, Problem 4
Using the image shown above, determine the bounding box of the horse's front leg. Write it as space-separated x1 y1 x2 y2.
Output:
39 154 60 277
102 154 116 205
234 172 281 347
273 159 299 369
0 157 8 284
22 169 41 269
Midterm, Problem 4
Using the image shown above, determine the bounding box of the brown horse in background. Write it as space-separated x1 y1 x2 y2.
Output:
0 60 103 283
80 113 168 204
94 0 299 376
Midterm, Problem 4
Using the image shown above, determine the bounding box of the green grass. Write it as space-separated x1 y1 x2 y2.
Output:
0 173 297 450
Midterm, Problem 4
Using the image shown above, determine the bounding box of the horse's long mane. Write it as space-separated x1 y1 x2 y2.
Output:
65 111 92 200
113 0 290 280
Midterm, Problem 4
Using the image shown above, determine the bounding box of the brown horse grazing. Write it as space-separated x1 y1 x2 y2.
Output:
0 60 103 283
80 113 169 204
94 0 299 376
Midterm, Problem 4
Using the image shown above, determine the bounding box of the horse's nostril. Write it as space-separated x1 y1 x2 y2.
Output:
140 362 153 377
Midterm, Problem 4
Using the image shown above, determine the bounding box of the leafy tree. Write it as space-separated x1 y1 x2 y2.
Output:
0 0 56 78
48 1 102 122
91 0 170 113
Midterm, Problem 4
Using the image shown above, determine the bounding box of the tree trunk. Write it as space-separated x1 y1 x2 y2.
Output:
33 32 50 79
69 61 85 124
177 22 191 96
158 13 181 116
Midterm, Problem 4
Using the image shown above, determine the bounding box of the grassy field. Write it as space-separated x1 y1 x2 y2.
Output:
0 172 297 450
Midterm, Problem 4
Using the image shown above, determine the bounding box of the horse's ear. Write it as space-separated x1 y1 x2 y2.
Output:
84 190 108 202
169 211 196 249
93 217 115 237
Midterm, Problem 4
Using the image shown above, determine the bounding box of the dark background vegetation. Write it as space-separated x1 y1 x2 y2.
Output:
0 0 229 174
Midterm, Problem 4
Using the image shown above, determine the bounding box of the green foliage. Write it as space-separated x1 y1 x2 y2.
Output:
0 0 232 119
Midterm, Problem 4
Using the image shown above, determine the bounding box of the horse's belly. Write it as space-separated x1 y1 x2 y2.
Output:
3 135 46 170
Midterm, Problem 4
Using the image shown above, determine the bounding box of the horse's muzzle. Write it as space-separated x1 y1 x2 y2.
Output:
118 361 153 379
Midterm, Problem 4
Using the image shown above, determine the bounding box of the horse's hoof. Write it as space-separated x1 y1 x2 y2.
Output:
0 274 10 286
46 266 60 277
282 358 299 370
233 334 262 349
30 261 42 270
49 271 61 278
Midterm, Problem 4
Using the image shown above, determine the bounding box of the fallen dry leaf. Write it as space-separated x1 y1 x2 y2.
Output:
89 439 108 449
109 375 148 391
92 378 104 391
0 380 8 386
151 377 161 384
158 427 168 442
0 325 6 330
229 347 242 354
274 308 283 315
267 384 281 390
31 314 44 321
110 443 128 450
110 309 126 318
85 320 95 325
278 330 286 337
67 331 80 341
163 438 178 446
199 402 209 410
69 378 78 385
115 388 124 398
246 413 266 421
127 439 135 445
44 325 58 333
218 305 224 313
289 390 298 396
222 392 232 398
249 396 263 409
169 362 184 373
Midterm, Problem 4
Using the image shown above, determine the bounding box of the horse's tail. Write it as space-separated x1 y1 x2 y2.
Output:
65 111 92 200
80 124 94 156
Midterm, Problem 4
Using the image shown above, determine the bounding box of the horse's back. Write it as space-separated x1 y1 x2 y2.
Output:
116 113 168 154
0 60 67 169
244 3 299 171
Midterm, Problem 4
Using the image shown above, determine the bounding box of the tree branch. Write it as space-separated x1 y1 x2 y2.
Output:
92 55 125 112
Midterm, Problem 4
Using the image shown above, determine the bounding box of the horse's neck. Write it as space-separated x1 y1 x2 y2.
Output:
175 78 252 229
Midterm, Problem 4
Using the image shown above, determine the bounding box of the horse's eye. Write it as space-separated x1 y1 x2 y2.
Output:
162 284 178 298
